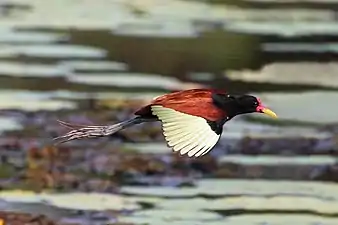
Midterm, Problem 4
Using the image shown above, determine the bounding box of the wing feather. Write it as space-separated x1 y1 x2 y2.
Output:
187 130 214 157
151 105 221 157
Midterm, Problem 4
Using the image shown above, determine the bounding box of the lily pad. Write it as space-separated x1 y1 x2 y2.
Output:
218 155 337 166
0 98 76 111
42 193 141 211
196 179 338 200
0 190 43 203
0 191 141 212
0 90 76 111
251 91 338 123
125 196 164 204
0 61 68 77
113 20 197 37
202 195 338 214
127 209 222 221
122 179 338 201
221 118 327 139
156 198 209 210
122 143 171 154
227 214 338 225
0 44 106 58
225 21 338 36
121 186 198 197
118 217 225 225
67 72 183 89
151 188 338 214
0 30 68 43
0 117 22 131
227 63 338 88
59 60 128 72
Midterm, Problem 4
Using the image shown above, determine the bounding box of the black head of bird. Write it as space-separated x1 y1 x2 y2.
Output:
211 94 277 119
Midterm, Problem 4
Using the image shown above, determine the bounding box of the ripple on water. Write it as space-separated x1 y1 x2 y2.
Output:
117 217 226 225
41 193 140 211
152 194 338 214
0 44 107 58
0 30 69 43
112 19 197 38
150 195 338 214
67 72 184 90
227 63 338 88
121 179 338 202
0 190 43 203
225 21 338 37
121 186 198 198
0 116 22 132
0 191 140 211
0 61 69 77
217 155 337 166
226 215 338 225
200 196 338 214
221 118 329 139
251 91 338 123
196 179 338 200
0 90 76 111
122 143 171 154
118 214 338 225
58 60 129 72
118 209 222 224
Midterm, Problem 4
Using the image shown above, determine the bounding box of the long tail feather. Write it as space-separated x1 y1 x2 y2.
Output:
56 119 103 129
53 117 145 145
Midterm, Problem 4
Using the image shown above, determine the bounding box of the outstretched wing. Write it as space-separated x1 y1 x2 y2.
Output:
151 105 222 157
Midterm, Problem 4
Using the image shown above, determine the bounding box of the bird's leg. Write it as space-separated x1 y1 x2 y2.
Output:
53 117 157 144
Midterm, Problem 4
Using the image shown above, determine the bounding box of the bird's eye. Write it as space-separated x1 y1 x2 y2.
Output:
226 94 235 100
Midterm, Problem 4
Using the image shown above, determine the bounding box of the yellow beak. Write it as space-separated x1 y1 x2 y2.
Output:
262 108 278 119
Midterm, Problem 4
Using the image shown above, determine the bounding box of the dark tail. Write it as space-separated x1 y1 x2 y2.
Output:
53 116 152 145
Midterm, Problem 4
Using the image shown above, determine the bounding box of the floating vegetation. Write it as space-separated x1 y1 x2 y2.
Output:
0 61 68 77
122 143 171 154
42 193 141 211
120 209 222 222
67 73 184 90
227 63 338 88
0 91 76 111
218 155 337 166
121 179 338 202
0 30 69 43
226 214 338 225
58 60 128 72
0 44 107 58
202 196 338 215
154 196 338 214
0 116 22 131
196 179 338 200
121 186 198 198
0 191 141 211
251 91 338 123
225 21 338 36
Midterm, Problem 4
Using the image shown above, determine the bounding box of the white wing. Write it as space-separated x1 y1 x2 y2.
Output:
151 105 221 157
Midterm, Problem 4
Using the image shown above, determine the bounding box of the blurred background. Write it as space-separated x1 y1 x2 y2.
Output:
0 0 337 224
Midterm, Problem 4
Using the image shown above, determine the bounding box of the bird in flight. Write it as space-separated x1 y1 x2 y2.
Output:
54 89 277 157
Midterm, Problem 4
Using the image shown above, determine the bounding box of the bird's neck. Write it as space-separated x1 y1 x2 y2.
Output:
222 102 245 118
211 93 249 118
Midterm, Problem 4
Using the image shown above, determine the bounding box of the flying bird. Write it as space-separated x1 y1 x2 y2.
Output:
54 89 277 157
